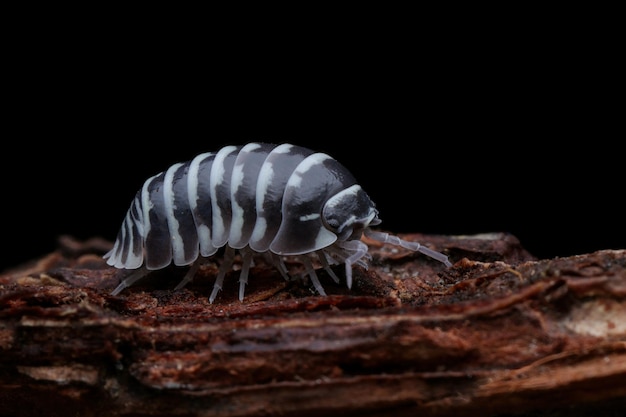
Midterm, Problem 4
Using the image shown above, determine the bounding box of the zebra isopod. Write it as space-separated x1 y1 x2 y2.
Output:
104 142 452 303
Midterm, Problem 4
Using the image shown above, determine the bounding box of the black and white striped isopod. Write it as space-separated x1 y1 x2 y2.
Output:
104 143 452 303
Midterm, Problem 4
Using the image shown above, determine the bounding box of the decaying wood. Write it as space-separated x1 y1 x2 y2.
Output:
1 233 625 417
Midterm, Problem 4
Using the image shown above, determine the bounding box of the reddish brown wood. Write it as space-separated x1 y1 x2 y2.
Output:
1 233 625 416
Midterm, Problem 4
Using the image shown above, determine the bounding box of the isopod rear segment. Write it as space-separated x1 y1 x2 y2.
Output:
104 142 452 303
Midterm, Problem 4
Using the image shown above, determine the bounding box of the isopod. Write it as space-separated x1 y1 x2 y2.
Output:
104 142 452 302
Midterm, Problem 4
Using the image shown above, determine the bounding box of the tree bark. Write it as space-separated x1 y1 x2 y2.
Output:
1 233 625 416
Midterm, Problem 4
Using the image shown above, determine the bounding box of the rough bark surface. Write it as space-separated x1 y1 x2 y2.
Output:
1 233 625 417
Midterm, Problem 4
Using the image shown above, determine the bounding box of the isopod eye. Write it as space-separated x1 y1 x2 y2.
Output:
322 184 379 241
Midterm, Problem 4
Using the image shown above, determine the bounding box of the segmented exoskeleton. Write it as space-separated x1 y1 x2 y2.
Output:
104 143 451 302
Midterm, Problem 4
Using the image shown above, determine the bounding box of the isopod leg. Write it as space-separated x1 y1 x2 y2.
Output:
238 248 254 301
174 259 201 291
316 250 340 284
268 252 290 281
111 267 148 296
337 240 369 289
302 257 327 296
209 246 236 304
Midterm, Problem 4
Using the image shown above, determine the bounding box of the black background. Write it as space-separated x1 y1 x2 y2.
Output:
2 18 624 273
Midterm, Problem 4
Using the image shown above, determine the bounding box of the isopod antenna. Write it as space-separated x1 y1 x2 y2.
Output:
364 230 452 267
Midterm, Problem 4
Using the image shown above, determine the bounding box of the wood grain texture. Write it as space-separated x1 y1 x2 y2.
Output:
1 233 625 416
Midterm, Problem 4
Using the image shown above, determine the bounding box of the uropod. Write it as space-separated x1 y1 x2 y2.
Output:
104 142 452 302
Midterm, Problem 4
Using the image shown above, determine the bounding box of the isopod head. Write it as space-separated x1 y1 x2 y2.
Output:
322 184 380 242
